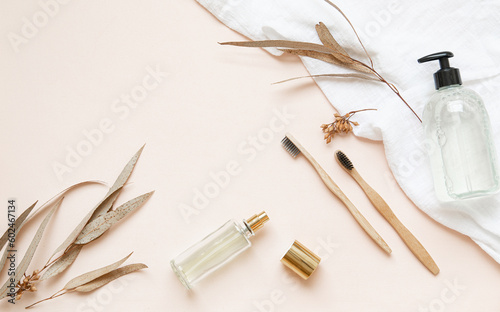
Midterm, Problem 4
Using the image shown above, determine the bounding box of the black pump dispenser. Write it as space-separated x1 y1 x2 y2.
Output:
418 51 462 90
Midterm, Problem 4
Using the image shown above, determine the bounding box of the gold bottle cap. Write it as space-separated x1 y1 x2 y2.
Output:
245 211 269 233
281 240 321 280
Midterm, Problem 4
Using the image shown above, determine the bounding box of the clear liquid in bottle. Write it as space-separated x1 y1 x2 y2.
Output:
423 85 499 201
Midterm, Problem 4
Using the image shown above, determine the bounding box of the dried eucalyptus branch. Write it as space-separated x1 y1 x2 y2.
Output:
39 146 147 283
220 3 422 123
0 146 153 308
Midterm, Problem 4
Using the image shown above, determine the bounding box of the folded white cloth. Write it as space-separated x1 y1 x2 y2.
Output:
196 0 500 263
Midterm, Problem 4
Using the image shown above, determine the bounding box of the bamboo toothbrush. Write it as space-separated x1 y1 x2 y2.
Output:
335 150 440 275
281 133 391 254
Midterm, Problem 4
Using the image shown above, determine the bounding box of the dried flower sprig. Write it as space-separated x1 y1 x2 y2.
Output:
321 109 376 143
220 0 421 123
0 146 153 308
15 270 40 301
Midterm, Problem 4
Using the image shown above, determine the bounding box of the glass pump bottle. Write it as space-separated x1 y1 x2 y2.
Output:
170 211 269 289
418 51 499 201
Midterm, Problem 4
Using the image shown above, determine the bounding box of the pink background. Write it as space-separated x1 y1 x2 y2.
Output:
1 0 499 311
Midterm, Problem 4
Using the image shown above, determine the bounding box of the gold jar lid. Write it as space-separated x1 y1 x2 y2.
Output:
281 240 321 280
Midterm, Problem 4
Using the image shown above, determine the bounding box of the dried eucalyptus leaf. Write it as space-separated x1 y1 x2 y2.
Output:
74 263 147 293
0 198 62 299
108 145 144 194
280 48 373 74
220 40 334 54
92 145 145 220
279 48 349 66
49 187 123 260
273 73 381 84
51 146 144 258
39 245 83 281
315 22 348 56
64 252 133 290
15 199 61 280
0 201 37 272
74 191 154 245
0 202 37 252
221 37 373 74
0 259 8 289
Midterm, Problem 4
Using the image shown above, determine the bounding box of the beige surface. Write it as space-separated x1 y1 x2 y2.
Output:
1 1 499 311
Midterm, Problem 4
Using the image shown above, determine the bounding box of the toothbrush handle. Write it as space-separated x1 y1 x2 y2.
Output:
300 149 392 254
352 170 440 275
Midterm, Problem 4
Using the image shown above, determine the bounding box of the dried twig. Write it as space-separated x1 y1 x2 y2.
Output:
220 3 422 123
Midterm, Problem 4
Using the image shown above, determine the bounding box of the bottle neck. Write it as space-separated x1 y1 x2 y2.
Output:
242 220 256 239
438 84 461 91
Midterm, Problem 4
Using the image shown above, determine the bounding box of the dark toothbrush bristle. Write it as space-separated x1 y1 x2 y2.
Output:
336 150 353 170
281 136 301 158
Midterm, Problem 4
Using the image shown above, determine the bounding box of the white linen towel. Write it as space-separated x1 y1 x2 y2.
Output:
196 0 500 263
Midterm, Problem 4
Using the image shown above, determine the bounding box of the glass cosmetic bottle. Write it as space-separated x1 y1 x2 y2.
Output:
418 51 499 201
170 211 269 289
